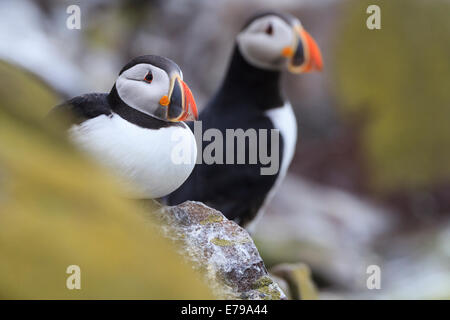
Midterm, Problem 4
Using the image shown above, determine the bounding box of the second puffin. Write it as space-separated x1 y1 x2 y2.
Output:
167 11 323 229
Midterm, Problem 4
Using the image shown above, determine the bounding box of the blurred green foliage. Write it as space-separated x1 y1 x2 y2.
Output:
0 61 213 299
0 61 58 117
334 0 450 192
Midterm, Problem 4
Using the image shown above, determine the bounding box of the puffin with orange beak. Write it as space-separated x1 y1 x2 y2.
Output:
167 11 323 230
49 55 198 198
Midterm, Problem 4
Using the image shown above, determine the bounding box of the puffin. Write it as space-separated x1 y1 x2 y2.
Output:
166 11 323 229
49 55 198 199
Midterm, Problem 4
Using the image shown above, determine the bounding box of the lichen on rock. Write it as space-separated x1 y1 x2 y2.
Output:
200 213 223 225
152 201 287 300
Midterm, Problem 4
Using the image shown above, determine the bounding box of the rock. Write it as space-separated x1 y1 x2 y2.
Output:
152 201 287 300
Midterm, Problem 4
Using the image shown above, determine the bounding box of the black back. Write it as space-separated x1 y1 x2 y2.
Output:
47 93 112 128
167 47 286 227
48 87 183 130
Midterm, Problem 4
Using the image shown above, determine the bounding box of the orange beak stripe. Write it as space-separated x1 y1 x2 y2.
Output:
300 29 323 72
178 79 198 121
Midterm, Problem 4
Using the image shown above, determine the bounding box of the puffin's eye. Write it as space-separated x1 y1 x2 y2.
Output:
144 71 153 83
265 23 273 35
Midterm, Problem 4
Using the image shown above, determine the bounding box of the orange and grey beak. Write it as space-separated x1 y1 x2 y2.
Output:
284 25 323 74
160 75 198 122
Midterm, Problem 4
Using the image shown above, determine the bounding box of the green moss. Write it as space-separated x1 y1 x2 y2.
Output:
210 236 250 246
210 238 234 246
199 214 223 225
251 276 273 289
0 61 60 118
262 286 281 300
251 276 281 300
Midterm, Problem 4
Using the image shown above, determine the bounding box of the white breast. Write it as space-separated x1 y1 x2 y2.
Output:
265 102 298 181
68 113 197 198
249 102 298 231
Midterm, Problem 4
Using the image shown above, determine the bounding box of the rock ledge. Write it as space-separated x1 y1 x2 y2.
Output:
154 201 286 300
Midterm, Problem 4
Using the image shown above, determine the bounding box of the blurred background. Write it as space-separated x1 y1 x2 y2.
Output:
0 0 449 299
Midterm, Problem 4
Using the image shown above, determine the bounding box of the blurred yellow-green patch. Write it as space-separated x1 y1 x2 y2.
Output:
0 62 213 299
335 0 450 192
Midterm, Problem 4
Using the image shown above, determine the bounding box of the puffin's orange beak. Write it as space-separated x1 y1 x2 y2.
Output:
164 76 198 122
178 79 198 121
299 29 323 72
287 26 323 73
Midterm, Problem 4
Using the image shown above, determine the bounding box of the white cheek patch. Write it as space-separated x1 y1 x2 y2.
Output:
116 64 170 116
237 16 295 70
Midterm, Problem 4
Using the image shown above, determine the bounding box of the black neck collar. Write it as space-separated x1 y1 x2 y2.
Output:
107 85 184 129
215 46 285 111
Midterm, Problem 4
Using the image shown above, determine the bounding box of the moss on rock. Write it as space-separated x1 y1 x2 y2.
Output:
200 214 223 225
210 237 235 247
252 276 281 300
